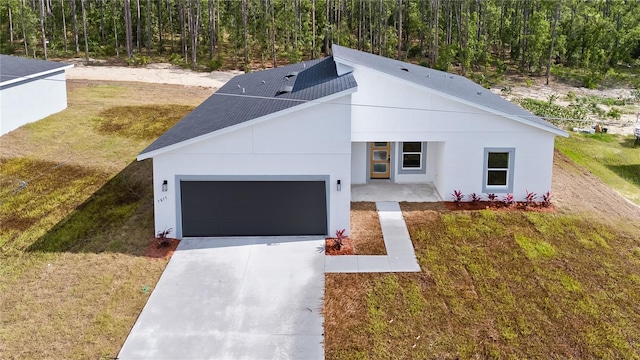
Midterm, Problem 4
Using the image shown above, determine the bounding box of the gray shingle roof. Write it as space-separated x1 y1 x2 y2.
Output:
139 56 357 156
0 55 71 85
331 44 564 134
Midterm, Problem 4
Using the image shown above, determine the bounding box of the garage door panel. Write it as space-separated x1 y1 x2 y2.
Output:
180 181 327 237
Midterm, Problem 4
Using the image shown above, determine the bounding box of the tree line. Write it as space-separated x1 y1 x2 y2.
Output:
1 0 639 82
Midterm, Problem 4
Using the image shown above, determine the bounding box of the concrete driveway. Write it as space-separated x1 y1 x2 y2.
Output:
118 236 325 360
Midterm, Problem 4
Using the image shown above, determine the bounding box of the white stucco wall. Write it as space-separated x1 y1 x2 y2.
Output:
0 71 69 136
351 142 367 184
150 95 352 238
347 65 558 201
440 128 555 201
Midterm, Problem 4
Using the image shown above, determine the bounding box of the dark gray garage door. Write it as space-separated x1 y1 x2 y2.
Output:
180 180 327 237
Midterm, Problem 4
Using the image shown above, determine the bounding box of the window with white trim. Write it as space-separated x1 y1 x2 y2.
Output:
401 142 422 170
482 148 515 193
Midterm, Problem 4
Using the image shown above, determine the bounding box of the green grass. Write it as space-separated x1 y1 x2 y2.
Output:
555 132 640 205
325 210 640 359
0 80 208 358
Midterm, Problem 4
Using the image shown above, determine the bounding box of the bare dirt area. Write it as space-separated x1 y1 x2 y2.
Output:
66 60 241 88
551 149 640 222
491 76 640 136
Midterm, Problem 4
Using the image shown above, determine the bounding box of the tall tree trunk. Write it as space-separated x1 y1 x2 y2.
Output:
157 0 163 49
7 1 14 45
520 0 528 71
135 0 141 52
311 0 315 58
113 0 119 57
241 0 248 68
324 0 330 54
419 0 425 52
71 0 79 53
432 0 439 67
39 0 47 59
100 0 105 43
146 0 151 55
124 0 134 58
80 0 88 62
378 0 382 55
179 0 186 61
189 0 200 69
397 0 402 59
208 0 215 60
167 0 174 52
20 0 28 55
271 0 276 66
546 1 560 85
61 0 67 52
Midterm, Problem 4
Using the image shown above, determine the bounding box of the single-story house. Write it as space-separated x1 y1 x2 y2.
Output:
138 44 567 239
0 55 73 136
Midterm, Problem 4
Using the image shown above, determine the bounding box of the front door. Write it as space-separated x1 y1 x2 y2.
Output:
369 142 391 179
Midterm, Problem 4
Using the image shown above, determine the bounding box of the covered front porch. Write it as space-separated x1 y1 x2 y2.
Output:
351 180 443 202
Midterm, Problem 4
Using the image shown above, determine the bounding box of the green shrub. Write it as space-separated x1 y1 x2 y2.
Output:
206 58 223 71
607 108 622 120
126 54 150 67
517 98 588 128
583 72 602 89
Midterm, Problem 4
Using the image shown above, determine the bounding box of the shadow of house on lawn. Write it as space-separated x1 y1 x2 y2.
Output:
606 164 640 189
28 160 155 255
620 136 640 149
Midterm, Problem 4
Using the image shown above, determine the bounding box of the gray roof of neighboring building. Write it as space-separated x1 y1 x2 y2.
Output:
139 56 357 156
331 44 564 134
0 55 71 85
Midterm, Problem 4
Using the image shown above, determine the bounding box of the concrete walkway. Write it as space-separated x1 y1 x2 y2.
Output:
325 201 421 273
119 236 325 360
351 181 443 202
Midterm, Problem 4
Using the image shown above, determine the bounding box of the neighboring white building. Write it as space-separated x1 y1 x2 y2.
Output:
138 45 567 239
0 55 73 136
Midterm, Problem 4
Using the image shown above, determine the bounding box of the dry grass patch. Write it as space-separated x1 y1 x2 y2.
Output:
95 105 194 140
350 202 385 255
325 210 640 359
0 81 209 358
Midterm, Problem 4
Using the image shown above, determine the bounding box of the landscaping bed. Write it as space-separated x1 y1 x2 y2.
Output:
326 202 386 256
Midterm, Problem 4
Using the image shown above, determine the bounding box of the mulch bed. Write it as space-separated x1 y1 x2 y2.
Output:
325 237 355 255
444 201 557 213
350 202 386 255
144 238 180 260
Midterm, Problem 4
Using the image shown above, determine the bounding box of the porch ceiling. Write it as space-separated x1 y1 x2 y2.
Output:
351 181 443 202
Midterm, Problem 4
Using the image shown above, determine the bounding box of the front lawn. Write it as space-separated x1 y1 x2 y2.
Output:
0 80 212 358
325 209 640 359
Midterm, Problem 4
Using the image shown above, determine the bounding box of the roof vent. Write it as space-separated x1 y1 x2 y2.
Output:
277 85 293 95
261 80 266 84
285 71 299 79
398 66 409 72
237 84 241 89
426 73 431 78
449 75 454 79
477 91 482 95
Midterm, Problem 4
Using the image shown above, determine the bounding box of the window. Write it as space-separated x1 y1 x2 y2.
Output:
398 142 427 174
482 148 515 193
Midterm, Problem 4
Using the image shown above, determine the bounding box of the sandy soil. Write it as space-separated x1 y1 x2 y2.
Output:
551 149 640 222
490 76 640 136
66 60 241 89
